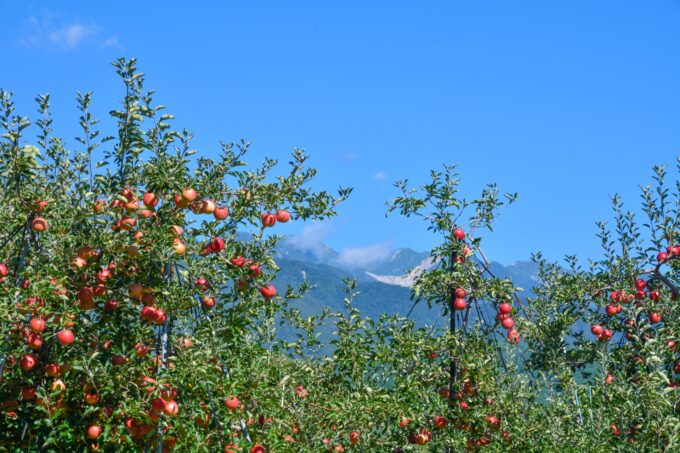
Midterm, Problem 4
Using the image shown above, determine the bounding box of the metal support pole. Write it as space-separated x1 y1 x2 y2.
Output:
448 249 458 403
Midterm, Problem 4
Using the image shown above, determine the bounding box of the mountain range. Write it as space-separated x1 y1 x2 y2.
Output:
271 235 540 347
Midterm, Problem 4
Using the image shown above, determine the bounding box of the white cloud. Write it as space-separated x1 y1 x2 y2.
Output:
334 243 392 269
286 221 335 260
101 36 124 50
285 221 395 270
372 171 387 181
20 14 113 50
49 23 100 49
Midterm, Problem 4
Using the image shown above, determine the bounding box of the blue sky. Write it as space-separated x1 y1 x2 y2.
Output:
1 1 679 266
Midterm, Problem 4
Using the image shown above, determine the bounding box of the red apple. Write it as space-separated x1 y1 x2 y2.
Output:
152 309 167 325
128 283 144 299
174 194 189 208
111 354 129 366
480 417 498 432
72 256 87 269
295 385 308 398
605 304 619 316
50 379 66 394
599 329 613 342
135 343 150 358
173 238 186 255
453 298 466 310
142 192 158 208
202 296 216 309
44 363 60 377
87 425 102 439
104 299 119 312
84 391 100 405
231 256 247 267
178 336 193 348
261 212 277 228
195 278 210 291
182 188 197 202
276 209 291 223
30 318 46 333
22 387 36 400
260 284 277 300
20 354 37 372
119 217 136 230
249 263 262 277
140 306 156 322
210 237 225 253
499 303 512 314
433 416 448 429
501 317 514 330
163 400 179 416
225 396 240 412
214 206 229 220
31 217 48 232
93 284 107 297
78 287 95 310
453 228 465 241
349 431 359 445
56 329 74 346
200 199 216 214
27 333 43 350
96 268 111 283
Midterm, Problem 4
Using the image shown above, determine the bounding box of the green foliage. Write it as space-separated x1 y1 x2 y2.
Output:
1 59 679 452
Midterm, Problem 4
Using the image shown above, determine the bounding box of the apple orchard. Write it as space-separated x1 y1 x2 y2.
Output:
1 59 679 452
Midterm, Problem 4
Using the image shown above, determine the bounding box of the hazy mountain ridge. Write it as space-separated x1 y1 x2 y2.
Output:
273 236 540 318
270 234 541 352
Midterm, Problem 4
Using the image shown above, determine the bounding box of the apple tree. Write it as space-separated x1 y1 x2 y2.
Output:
0 58 349 452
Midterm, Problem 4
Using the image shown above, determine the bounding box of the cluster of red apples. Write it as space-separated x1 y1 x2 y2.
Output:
1 186 292 449
451 227 520 344
591 246 678 344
